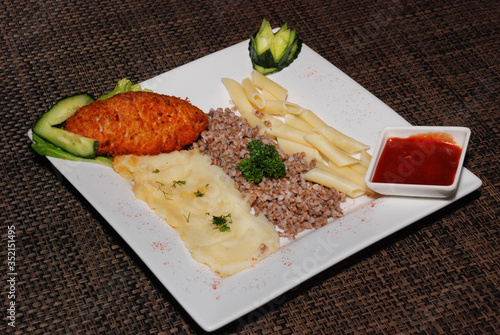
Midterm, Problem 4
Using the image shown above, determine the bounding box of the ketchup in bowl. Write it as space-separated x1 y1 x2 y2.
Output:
372 133 462 186
365 126 470 198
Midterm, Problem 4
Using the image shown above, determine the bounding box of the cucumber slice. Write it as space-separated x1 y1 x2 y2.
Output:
31 133 112 167
32 94 98 158
253 64 278 75
249 18 303 75
253 18 274 55
270 23 291 61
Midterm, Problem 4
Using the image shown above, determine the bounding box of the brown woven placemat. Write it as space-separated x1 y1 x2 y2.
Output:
1 0 498 334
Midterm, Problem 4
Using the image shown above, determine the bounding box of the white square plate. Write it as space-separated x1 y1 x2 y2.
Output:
33 40 482 331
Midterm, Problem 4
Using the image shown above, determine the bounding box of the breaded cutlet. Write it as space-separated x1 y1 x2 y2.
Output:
64 91 208 156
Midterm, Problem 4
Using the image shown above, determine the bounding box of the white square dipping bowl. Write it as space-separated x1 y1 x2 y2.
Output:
364 126 471 198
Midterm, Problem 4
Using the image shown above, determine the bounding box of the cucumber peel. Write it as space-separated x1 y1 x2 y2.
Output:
31 133 113 167
249 18 303 75
32 94 98 158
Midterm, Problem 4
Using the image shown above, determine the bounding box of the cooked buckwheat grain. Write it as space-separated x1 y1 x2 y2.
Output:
193 108 345 239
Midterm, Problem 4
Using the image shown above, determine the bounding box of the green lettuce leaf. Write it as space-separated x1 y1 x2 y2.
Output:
98 78 152 100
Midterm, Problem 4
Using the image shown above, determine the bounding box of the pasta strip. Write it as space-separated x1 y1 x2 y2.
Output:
284 114 314 133
316 161 367 190
250 70 288 101
304 168 365 198
221 78 264 128
299 109 328 128
351 162 368 175
283 102 303 115
261 100 287 115
277 138 322 163
313 126 370 154
263 115 313 147
241 78 265 109
260 101 302 116
304 134 359 166
359 150 372 168
261 89 279 101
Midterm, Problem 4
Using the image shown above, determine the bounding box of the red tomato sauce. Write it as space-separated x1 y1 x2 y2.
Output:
372 133 462 186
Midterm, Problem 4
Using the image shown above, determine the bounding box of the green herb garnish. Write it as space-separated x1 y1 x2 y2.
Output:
211 213 232 232
156 181 172 200
194 184 209 197
172 180 186 188
236 139 286 183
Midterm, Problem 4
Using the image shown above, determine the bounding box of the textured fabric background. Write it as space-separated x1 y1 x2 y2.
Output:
1 0 498 334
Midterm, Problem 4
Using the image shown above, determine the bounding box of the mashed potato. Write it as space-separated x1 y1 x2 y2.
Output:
113 149 279 276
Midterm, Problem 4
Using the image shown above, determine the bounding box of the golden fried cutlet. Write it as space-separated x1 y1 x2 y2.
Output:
64 91 208 156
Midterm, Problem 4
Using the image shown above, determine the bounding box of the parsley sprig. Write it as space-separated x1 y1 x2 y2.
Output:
172 180 186 187
236 139 286 183
155 181 172 200
208 213 232 232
